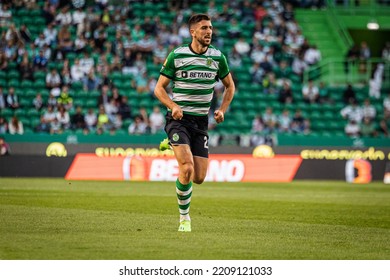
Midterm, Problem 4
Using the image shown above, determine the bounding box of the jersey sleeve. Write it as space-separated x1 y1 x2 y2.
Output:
160 51 175 79
217 53 230 80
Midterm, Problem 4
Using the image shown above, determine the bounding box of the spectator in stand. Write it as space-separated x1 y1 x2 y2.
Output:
274 60 292 84
111 87 121 104
79 51 94 75
142 16 157 36
291 53 307 81
57 86 73 111
36 105 56 132
302 79 319 104
358 41 371 74
100 8 111 27
384 92 390 115
250 114 266 146
0 117 8 134
97 84 110 107
291 109 310 134
304 44 321 66
0 137 11 156
131 23 145 42
153 43 168 65
55 6 72 26
133 52 147 75
4 40 17 63
278 80 293 104
71 106 86 130
341 99 363 123
19 24 32 44
234 37 250 56
228 47 243 70
178 23 190 40
0 87 6 110
138 107 149 125
32 93 44 111
93 23 107 52
85 108 97 131
345 119 360 137
50 117 62 134
342 83 356 104
6 87 20 110
360 117 377 137
369 63 384 99
359 41 371 61
61 67 72 86
361 98 376 121
47 91 58 107
43 22 57 45
72 7 86 35
0 4 12 27
83 69 101 91
118 96 132 120
149 106 165 134
227 18 241 39
57 25 73 58
168 28 183 47
263 107 278 133
33 50 48 70
97 105 110 131
34 33 49 49
128 115 148 135
56 105 70 130
147 76 157 97
262 72 278 95
104 98 119 124
0 50 9 71
46 68 61 91
74 33 88 54
111 113 123 131
278 109 292 133
382 41 390 63
249 62 264 84
121 48 137 76
5 23 18 43
133 71 149 94
71 58 85 82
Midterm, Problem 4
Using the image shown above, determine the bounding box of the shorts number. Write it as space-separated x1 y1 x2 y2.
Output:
204 136 209 149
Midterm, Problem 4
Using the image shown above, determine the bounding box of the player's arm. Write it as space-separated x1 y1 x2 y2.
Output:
214 73 235 124
154 75 183 120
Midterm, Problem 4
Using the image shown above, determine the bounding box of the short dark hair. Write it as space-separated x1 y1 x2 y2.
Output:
188 14 211 28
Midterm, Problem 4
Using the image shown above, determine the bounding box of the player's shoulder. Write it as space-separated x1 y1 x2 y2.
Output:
206 45 224 57
173 44 192 54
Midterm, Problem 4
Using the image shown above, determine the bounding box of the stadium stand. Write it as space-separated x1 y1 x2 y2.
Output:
0 0 389 146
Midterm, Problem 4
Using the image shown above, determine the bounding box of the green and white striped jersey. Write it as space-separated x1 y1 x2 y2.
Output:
160 44 230 116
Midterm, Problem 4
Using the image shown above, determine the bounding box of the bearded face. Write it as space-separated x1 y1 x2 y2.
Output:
191 20 213 47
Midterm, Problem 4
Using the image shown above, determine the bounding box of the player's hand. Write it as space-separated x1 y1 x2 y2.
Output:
171 104 183 120
214 110 224 123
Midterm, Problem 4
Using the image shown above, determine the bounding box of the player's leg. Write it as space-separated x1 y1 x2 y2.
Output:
193 156 208 184
172 144 193 232
191 134 209 184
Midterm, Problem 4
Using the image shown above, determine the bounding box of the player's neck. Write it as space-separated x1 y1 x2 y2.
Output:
190 41 208 55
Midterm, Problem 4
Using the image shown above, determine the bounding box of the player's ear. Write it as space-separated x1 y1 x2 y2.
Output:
189 27 195 37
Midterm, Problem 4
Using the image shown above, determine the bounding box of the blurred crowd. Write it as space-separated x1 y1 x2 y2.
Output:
0 0 389 144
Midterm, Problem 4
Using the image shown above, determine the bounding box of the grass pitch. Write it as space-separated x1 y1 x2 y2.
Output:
0 178 389 260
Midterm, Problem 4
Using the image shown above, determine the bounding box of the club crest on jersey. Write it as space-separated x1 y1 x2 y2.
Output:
206 57 213 67
172 133 180 142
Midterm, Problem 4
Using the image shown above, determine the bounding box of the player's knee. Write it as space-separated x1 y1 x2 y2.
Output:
181 162 194 181
193 177 205 184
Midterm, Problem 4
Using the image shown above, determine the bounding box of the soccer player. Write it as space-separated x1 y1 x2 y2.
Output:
154 14 235 232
